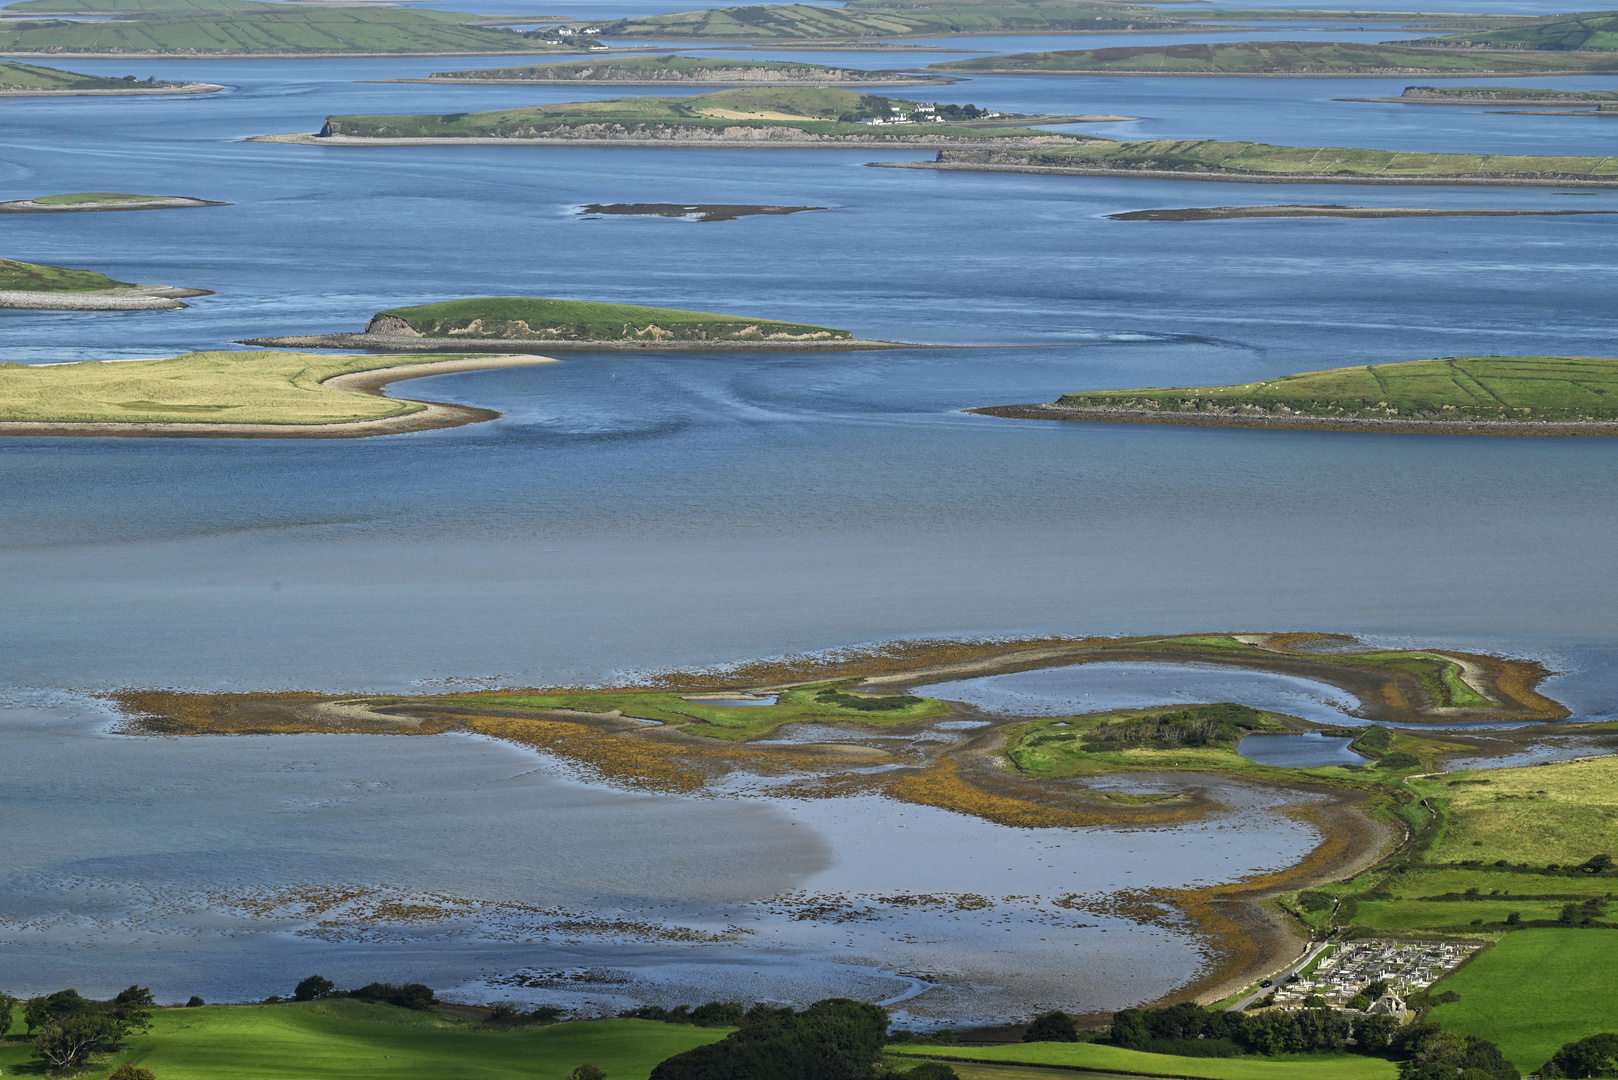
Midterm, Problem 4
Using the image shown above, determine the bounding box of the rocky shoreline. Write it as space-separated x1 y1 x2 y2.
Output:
0 284 213 311
971 401 1618 436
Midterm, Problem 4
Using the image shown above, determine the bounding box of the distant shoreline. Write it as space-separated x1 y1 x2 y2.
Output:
928 67 1618 77
0 354 558 440
250 130 1118 149
870 160 1618 188
0 196 227 214
376 76 957 86
240 332 936 352
971 402 1618 436
0 81 224 95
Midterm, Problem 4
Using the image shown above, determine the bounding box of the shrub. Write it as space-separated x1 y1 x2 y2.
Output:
1378 751 1422 770
348 982 435 1010
109 1067 158 1080
565 1066 607 1080
1023 1011 1078 1043
1296 890 1335 913
294 975 334 1002
648 999 887 1080
185 997 205 1008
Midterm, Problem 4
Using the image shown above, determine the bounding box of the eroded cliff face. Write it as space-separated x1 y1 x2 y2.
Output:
365 314 422 336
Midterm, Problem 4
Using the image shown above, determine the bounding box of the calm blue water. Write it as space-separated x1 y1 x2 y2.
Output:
1237 731 1365 767
2 28 1617 1014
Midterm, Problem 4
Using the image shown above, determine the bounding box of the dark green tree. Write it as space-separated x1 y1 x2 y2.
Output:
648 998 887 1080
33 1013 122 1069
1109 1008 1149 1048
294 975 335 1001
1023 1011 1079 1043
1540 1033 1618 1078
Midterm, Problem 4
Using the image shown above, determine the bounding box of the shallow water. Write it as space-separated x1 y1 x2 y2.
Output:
4 16 1617 1019
1237 732 1365 767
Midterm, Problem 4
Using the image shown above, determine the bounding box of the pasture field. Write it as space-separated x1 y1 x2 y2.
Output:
1429 931 1618 1070
1054 356 1618 424
934 40 1617 73
0 8 556 55
1410 756 1618 864
0 58 172 89
418 681 948 739
971 141 1618 182
318 87 1075 141
374 296 852 342
0 1001 728 1080
591 1 1202 40
0 257 132 292
890 1043 1397 1080
1399 10 1618 51
0 351 479 425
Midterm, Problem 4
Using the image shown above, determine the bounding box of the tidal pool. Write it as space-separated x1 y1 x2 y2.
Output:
1237 732 1365 768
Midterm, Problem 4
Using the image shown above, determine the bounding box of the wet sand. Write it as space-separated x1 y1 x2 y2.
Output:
0 354 557 440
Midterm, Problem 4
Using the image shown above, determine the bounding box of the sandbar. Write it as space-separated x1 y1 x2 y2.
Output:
0 196 227 213
0 283 212 310
0 81 223 95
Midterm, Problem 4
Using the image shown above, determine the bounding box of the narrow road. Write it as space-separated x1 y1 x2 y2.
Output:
1226 940 1333 1012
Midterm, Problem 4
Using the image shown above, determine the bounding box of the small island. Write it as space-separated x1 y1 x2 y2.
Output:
0 192 227 213
251 88 1124 148
877 138 1618 186
1349 85 1618 106
243 296 910 351
0 256 210 310
973 355 1618 435
0 57 221 94
928 40 1618 76
392 55 955 86
0 349 559 437
578 203 824 221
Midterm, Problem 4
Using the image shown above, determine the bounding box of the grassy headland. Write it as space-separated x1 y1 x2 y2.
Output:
1393 9 1618 50
909 138 1618 184
0 57 191 88
0 349 542 427
0 6 565 55
0 1001 729 1080
1032 356 1618 428
0 256 133 291
419 55 947 85
307 87 1092 143
367 297 852 343
930 40 1618 74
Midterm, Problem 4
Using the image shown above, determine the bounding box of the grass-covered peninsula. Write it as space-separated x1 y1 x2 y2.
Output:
289 88 1098 145
979 355 1618 433
898 137 1618 185
0 350 559 435
364 297 853 344
930 40 1618 75
1392 9 1618 50
0 4 567 56
0 256 134 292
1370 84 1618 104
0 57 214 91
415 55 949 86
0 256 209 309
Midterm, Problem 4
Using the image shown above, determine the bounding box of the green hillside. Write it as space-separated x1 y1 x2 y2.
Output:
936 137 1618 181
0 7 560 55
370 297 852 343
0 256 133 291
0 57 184 88
932 39 1618 72
1401 9 1618 50
0 1001 729 1080
592 1 1208 40
1052 356 1618 423
3 0 264 10
317 86 1074 141
427 55 931 82
1395 84 1618 101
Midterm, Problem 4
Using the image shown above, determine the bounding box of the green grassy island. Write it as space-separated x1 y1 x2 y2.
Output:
0 255 210 308
979 355 1618 433
0 57 214 91
363 297 853 344
930 39 1618 74
1379 84 1618 104
0 191 226 212
1391 9 1618 50
0 4 567 56
417 55 950 86
288 87 1100 145
0 256 134 292
899 137 1618 184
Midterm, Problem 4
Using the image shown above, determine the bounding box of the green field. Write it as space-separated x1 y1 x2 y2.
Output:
1397 10 1618 51
1413 755 1618 864
932 39 1618 73
0 350 493 425
0 256 133 292
890 1043 1397 1080
416 680 948 739
28 191 172 204
371 296 852 343
0 1001 729 1080
427 55 932 83
317 86 1076 141
0 58 181 88
1050 356 1618 424
1428 931 1618 1070
591 0 1210 40
941 138 1618 182
0 7 558 55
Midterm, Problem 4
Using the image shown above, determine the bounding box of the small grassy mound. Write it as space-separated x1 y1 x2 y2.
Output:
0 1001 730 1080
0 256 132 292
429 55 921 82
889 1043 1397 1080
1054 356 1618 424
30 192 168 205
372 297 851 343
1429 931 1618 1071
1400 85 1618 102
0 350 491 425
933 40 1618 73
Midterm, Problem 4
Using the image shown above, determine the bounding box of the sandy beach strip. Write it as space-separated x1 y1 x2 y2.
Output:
249 131 1118 149
0 354 558 440
0 284 213 311
0 197 228 214
240 332 937 351
0 82 224 95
